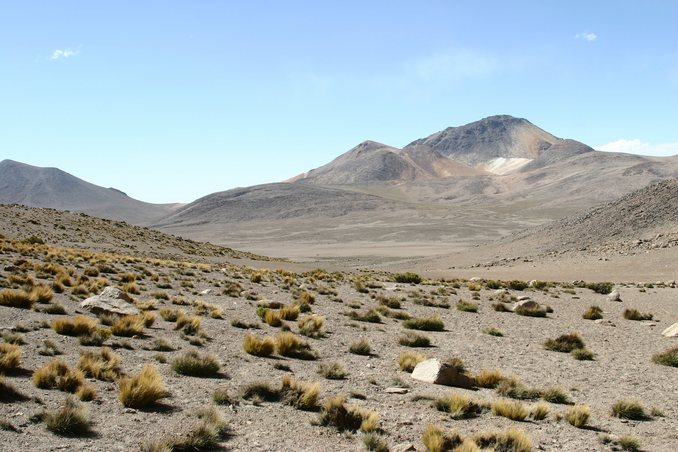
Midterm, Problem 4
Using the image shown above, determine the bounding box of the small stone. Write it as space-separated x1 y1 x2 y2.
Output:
512 299 539 311
607 289 622 302
516 295 532 301
594 319 616 327
123 408 137 414
199 289 212 295
384 387 409 394
392 443 416 452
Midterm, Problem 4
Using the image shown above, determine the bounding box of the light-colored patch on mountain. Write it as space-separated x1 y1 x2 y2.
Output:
479 157 533 175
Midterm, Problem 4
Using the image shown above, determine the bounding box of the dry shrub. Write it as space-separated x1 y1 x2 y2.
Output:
623 308 653 321
175 314 201 335
118 364 167 408
168 406 230 450
279 304 300 321
530 402 550 420
472 428 531 452
43 397 92 436
399 351 425 372
582 305 603 320
280 375 320 411
274 332 316 360
298 314 325 337
611 400 647 420
78 327 112 346
240 381 281 403
0 289 33 309
0 343 21 372
263 309 282 327
403 316 444 331
32 358 92 399
421 424 462 452
349 338 371 356
652 346 678 367
473 369 505 389
29 285 54 304
159 308 182 322
496 378 542 400
544 333 585 353
78 347 121 381
399 331 431 347
542 387 569 404
171 351 221 377
435 392 484 419
111 315 146 337
317 361 347 380
318 395 378 433
492 399 529 421
243 334 275 357
565 404 591 428
52 315 98 337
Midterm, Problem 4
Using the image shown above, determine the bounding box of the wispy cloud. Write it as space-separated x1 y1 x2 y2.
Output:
51 48 79 60
575 32 598 42
597 139 678 157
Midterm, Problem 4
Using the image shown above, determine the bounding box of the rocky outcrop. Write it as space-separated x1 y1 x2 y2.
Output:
80 287 139 316
410 358 474 389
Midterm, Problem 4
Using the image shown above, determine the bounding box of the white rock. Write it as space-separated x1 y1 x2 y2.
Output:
80 287 139 316
594 319 616 327
607 289 622 302
661 323 678 338
411 358 474 389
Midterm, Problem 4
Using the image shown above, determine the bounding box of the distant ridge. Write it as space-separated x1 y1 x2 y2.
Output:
0 159 175 225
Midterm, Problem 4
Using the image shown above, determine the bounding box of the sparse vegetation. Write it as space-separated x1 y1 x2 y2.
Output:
274 332 316 360
474 369 505 389
571 347 594 360
171 351 221 377
78 347 121 381
110 315 146 337
318 395 378 433
514 304 547 317
43 397 92 436
611 400 647 420
0 343 21 372
298 314 325 337
52 315 98 337
399 331 431 347
0 289 33 309
530 402 549 420
652 346 678 367
393 272 421 284
403 316 444 331
542 387 569 404
318 361 347 380
398 351 425 372
623 308 653 321
421 424 462 452
456 300 478 312
118 364 167 408
472 428 532 452
544 333 585 352
280 375 319 411
349 338 371 356
565 404 591 428
492 398 529 421
243 334 275 357
483 326 504 337
435 392 484 419
582 305 603 320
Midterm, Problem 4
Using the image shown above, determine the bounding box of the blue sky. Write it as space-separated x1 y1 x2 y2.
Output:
1 1 677 203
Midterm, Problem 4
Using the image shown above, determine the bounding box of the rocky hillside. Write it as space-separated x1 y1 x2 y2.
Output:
0 160 175 225
509 179 678 252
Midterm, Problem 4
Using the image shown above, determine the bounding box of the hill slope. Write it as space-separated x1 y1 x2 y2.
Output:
0 159 175 224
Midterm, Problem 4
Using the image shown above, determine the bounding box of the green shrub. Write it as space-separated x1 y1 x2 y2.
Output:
394 273 421 284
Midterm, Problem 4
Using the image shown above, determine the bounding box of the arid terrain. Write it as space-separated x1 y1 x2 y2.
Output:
0 201 676 452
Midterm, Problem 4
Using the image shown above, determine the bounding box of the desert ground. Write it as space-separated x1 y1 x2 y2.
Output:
1 205 676 452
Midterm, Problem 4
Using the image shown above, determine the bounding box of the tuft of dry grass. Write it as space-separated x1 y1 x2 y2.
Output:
29 285 54 304
43 397 92 436
318 395 378 433
514 304 547 317
243 334 275 357
317 361 347 380
118 364 167 408
175 314 201 335
168 405 230 450
623 308 653 321
399 331 431 347
110 315 146 337
530 402 550 420
435 392 484 419
582 305 603 320
0 343 21 372
171 351 221 377
274 332 316 360
240 381 281 403
52 315 98 337
403 316 444 331
492 398 529 421
78 347 121 381
33 359 86 394
542 387 569 404
473 369 505 389
0 289 33 309
544 333 585 353
159 308 182 322
483 326 504 337
565 404 591 428
421 424 462 452
298 314 325 338
571 348 594 360
652 346 678 367
349 338 371 356
280 375 320 411
472 428 532 452
398 351 425 372
456 300 478 312
611 400 647 420
496 379 542 400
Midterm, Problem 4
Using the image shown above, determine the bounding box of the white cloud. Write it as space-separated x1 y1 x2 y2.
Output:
596 139 678 157
51 48 79 60
575 32 598 42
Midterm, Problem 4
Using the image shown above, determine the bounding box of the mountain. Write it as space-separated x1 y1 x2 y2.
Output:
0 159 175 224
153 115 678 259
289 140 485 185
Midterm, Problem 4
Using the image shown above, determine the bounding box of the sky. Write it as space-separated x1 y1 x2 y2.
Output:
1 1 677 203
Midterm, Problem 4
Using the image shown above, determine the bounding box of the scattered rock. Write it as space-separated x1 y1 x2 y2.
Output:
594 319 616 327
661 323 678 338
199 289 212 295
384 387 409 394
494 289 509 295
512 299 539 311
607 289 622 302
80 287 139 316
411 358 474 389
516 295 532 301
393 443 416 452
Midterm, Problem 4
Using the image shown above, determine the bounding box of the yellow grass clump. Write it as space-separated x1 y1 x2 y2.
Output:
243 334 275 357
118 364 167 408
0 343 21 372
